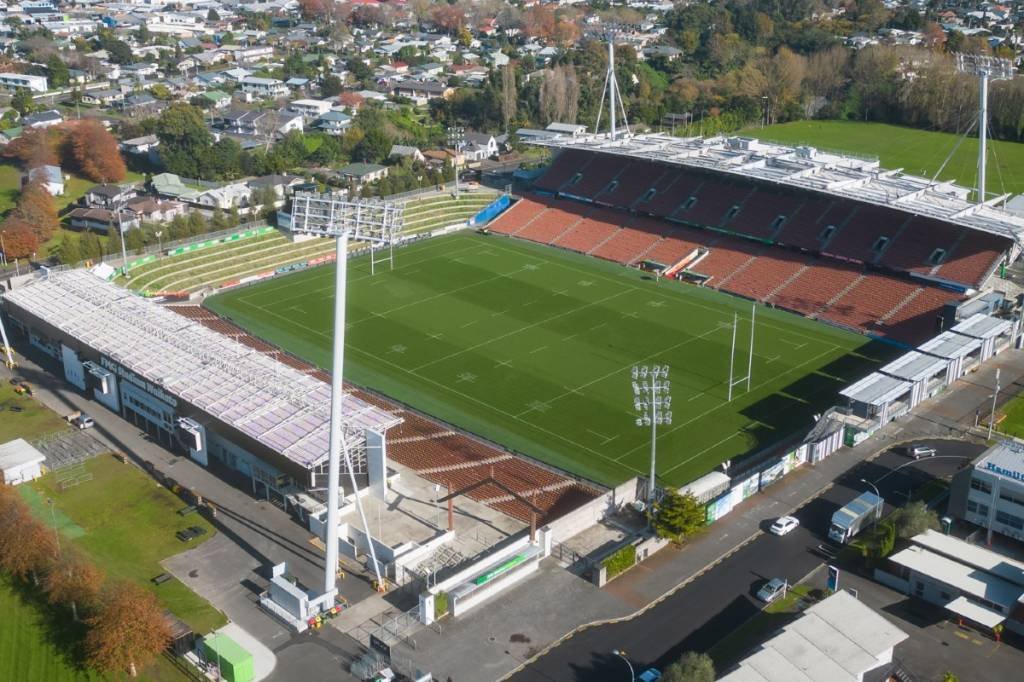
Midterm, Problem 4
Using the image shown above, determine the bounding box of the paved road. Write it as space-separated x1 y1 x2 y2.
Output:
508 440 983 681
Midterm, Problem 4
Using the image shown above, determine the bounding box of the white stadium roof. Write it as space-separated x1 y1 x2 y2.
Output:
2 269 400 471
530 131 1024 241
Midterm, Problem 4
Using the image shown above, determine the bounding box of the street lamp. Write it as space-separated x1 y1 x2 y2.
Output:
988 367 1001 441
860 478 883 521
611 650 635 681
632 365 672 509
446 126 465 200
155 230 163 258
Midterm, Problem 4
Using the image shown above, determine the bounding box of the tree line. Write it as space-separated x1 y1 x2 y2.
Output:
0 483 171 677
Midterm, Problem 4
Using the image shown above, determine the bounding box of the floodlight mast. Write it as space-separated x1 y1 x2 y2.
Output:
956 54 1014 205
632 365 672 508
289 191 403 600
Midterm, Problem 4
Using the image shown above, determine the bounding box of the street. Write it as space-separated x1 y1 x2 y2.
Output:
508 440 983 681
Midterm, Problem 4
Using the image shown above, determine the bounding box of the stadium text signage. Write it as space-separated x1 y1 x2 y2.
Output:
985 461 1024 482
99 356 178 408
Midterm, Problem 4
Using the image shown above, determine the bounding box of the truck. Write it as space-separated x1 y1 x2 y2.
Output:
827 491 884 544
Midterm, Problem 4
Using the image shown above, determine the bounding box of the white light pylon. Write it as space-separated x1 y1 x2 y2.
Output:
632 364 672 507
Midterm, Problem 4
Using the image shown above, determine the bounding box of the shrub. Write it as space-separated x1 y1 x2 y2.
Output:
434 590 449 619
602 544 637 580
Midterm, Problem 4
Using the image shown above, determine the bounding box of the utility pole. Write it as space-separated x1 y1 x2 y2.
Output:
988 367 1001 441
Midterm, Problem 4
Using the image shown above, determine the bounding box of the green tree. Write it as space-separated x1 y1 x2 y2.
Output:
652 491 705 543
207 8 220 21
891 501 939 539
11 88 34 115
58 233 81 265
662 652 715 682
322 74 343 97
156 103 214 178
354 127 391 164
187 212 206 236
46 54 69 88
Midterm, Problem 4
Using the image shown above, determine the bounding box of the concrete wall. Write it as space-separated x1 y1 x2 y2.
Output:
545 477 639 541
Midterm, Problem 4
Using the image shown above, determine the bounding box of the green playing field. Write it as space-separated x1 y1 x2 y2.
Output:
206 232 889 488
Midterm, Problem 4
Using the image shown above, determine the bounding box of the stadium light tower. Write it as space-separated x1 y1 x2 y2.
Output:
447 126 465 199
288 191 404 599
595 32 630 140
956 54 1014 205
632 365 672 508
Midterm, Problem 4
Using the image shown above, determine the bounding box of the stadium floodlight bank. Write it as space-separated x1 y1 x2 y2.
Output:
528 131 1024 242
632 364 672 507
288 191 405 600
955 53 1014 207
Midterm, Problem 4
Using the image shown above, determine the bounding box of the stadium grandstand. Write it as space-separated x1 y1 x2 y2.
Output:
0 269 597 524
491 132 1024 346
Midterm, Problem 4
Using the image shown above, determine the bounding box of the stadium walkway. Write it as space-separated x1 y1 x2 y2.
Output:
394 349 1024 682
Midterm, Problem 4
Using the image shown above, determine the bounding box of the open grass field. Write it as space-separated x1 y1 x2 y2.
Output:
27 455 226 634
995 394 1024 439
0 382 70 443
207 232 889 488
743 120 1024 197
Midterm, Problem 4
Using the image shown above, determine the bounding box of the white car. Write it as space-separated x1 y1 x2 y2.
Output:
769 516 800 536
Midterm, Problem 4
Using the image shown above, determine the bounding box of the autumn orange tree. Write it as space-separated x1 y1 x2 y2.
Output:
1 127 60 168
11 179 60 242
62 119 127 183
43 546 105 621
0 484 58 585
87 580 171 677
0 216 41 259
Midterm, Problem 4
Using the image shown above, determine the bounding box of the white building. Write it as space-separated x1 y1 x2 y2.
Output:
0 73 48 92
950 439 1024 542
240 76 288 99
719 590 908 681
288 99 333 119
879 529 1024 634
0 439 47 485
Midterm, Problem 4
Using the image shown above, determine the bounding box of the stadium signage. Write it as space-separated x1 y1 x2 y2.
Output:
985 461 1024 482
99 355 178 407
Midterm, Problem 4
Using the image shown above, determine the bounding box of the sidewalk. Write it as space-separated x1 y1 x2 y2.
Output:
395 350 1024 682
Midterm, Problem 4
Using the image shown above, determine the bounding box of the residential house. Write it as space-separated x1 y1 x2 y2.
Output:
312 110 352 136
196 182 253 210
392 79 453 105
337 163 388 187
246 174 305 203
84 184 136 209
288 99 333 119
389 144 425 163
67 207 139 233
125 196 186 224
26 165 64 196
0 73 48 92
121 93 162 116
81 88 124 107
462 132 502 162
199 90 232 109
120 134 159 155
151 173 201 202
240 76 288 99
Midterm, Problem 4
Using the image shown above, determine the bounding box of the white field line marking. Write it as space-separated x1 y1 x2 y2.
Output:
410 289 630 372
617 344 840 464
483 238 844 348
346 343 643 475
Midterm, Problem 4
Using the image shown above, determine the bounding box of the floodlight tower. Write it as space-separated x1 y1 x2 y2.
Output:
956 54 1014 205
632 365 672 507
595 32 630 140
447 126 465 199
289 191 404 599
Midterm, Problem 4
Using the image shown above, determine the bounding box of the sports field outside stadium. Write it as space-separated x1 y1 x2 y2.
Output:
207 232 889 488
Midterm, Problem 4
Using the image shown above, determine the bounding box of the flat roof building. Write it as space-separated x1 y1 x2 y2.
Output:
719 590 908 681
949 439 1024 544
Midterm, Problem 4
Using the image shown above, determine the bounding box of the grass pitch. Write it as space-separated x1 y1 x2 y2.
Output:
743 120 1024 197
207 232 888 488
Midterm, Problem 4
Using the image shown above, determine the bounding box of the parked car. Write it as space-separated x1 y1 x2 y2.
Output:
769 516 800 536
904 444 936 459
756 578 788 603
73 414 95 429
